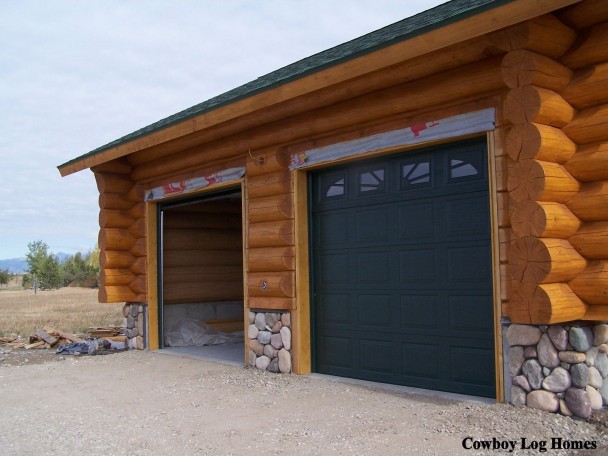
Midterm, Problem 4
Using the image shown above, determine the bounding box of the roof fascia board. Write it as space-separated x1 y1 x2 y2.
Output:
59 0 580 177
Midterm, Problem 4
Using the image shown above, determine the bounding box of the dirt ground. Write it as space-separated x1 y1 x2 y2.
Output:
0 348 605 456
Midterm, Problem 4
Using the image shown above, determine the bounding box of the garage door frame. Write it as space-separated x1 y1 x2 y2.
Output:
293 133 504 400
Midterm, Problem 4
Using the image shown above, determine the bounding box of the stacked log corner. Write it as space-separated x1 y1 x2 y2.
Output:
504 9 608 324
94 163 146 303
246 148 296 311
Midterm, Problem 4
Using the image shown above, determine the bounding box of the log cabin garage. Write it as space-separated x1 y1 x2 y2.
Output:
59 0 608 414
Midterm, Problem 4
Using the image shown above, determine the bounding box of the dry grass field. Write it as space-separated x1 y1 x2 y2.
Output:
0 287 123 338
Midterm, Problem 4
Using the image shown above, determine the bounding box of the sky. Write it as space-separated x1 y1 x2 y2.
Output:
0 0 446 260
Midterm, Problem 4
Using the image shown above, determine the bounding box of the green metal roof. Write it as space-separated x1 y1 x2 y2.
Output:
60 0 512 170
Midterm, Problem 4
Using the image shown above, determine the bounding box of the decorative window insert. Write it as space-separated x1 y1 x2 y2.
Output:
358 168 386 194
401 157 432 187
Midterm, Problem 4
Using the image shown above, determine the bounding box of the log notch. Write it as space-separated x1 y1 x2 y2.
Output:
93 158 146 303
501 13 590 324
558 7 608 322
246 147 296 310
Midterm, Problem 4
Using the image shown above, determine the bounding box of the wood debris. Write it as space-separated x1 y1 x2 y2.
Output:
0 336 17 344
26 327 85 349
87 326 124 338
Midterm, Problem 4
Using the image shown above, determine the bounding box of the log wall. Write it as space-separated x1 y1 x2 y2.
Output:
505 3 608 323
162 199 243 304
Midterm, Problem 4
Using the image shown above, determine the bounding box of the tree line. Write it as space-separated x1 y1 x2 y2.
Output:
21 240 100 290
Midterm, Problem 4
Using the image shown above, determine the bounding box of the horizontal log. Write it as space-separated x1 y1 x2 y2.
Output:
130 256 147 276
163 249 243 268
129 202 146 219
131 57 505 182
508 282 587 324
99 192 133 210
129 275 146 295
163 229 242 251
247 246 296 272
94 172 133 194
163 282 243 303
100 250 135 270
501 50 572 90
496 190 509 228
126 184 144 203
101 268 135 286
566 180 608 221
163 270 243 285
509 236 587 285
584 305 608 321
98 286 142 303
487 14 576 59
128 217 146 238
248 220 294 248
561 62 608 109
499 228 510 263
511 200 581 238
504 85 575 127
130 237 146 257
99 228 136 251
558 0 608 30
508 159 580 202
99 209 133 229
248 296 295 310
506 123 576 163
247 271 295 298
246 148 290 177
563 103 608 144
247 171 292 199
162 213 242 230
569 221 608 259
564 142 608 182
569 260 608 305
561 22 608 70
248 194 294 223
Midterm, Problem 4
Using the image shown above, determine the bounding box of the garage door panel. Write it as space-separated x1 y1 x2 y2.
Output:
312 138 495 398
400 294 440 329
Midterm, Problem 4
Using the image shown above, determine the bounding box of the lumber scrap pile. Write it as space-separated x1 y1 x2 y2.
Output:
22 327 84 349
87 326 126 342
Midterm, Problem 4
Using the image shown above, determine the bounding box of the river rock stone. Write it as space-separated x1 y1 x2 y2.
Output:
600 378 608 404
593 324 608 346
248 339 264 356
569 327 593 352
264 344 278 359
585 347 598 367
599 344 608 354
270 333 284 350
271 321 283 334
280 326 291 351
537 334 559 368
559 399 573 417
254 312 267 330
548 325 568 351
267 358 279 373
127 314 135 329
257 330 271 345
278 348 291 373
564 388 592 419
595 353 608 377
523 359 544 390
122 305 130 318
507 325 542 346
586 386 603 410
558 351 585 364
265 313 279 328
542 367 571 393
570 363 589 388
136 336 144 350
281 312 291 327
524 346 537 359
589 366 603 389
512 375 531 392
509 346 525 376
527 390 559 412
131 305 139 317
511 386 526 406
248 324 259 339
256 355 271 370
248 349 256 366
249 311 255 324
137 315 144 335
561 362 571 370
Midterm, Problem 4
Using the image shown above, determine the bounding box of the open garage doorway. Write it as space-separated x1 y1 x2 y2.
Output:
158 188 245 365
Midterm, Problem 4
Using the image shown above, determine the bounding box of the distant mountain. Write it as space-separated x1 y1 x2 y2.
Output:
0 252 73 273
0 258 28 273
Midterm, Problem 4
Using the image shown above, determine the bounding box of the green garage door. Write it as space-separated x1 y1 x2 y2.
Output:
311 138 495 398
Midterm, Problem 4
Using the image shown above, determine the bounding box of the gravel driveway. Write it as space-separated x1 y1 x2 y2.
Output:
0 350 605 455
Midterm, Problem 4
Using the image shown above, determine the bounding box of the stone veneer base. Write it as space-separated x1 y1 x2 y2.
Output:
247 310 292 373
507 323 608 419
122 303 146 350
